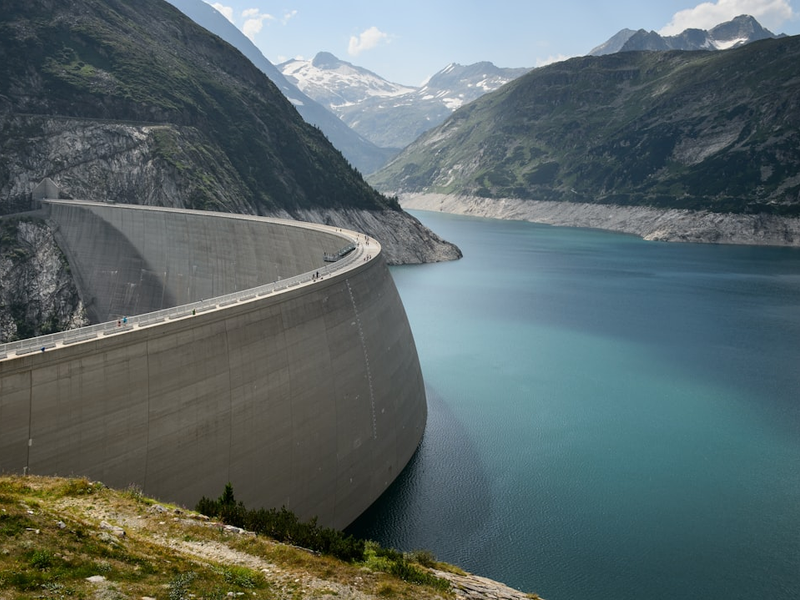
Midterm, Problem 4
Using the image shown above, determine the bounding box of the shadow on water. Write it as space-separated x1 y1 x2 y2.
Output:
346 385 494 566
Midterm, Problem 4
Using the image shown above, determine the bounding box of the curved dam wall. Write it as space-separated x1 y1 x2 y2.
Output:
46 202 353 322
0 201 426 529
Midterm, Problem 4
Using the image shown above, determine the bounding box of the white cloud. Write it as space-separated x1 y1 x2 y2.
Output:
205 2 234 24
282 10 298 25
275 54 306 64
348 26 389 56
241 8 275 40
659 0 794 35
535 54 572 67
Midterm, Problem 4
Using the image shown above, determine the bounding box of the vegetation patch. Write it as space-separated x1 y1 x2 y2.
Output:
364 543 450 591
0 475 492 600
196 482 366 563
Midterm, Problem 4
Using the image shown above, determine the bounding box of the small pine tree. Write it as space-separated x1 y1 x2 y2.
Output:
219 482 235 506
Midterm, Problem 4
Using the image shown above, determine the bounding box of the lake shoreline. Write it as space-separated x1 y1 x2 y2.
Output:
399 193 800 247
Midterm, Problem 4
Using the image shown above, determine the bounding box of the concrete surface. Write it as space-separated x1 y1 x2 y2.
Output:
0 201 426 529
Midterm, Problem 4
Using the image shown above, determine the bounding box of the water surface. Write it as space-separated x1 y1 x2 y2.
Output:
348 211 800 600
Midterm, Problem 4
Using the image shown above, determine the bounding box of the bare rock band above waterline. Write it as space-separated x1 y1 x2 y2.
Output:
400 193 800 247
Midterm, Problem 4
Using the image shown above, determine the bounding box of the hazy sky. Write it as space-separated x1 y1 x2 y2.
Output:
204 0 800 85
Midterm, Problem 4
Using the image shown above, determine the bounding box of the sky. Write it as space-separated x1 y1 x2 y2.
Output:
204 0 800 86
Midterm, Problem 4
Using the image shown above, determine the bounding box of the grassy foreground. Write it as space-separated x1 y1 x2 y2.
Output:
0 475 540 600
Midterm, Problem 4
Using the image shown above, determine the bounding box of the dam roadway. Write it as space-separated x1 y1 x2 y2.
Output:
0 200 427 529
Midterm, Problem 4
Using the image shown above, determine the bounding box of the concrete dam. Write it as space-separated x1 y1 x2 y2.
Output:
0 200 427 529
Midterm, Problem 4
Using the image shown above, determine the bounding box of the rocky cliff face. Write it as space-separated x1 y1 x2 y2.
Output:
1 114 240 211
288 206 462 264
0 113 460 264
0 217 88 342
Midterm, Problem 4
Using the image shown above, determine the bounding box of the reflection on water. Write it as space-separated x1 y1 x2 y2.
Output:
347 386 495 567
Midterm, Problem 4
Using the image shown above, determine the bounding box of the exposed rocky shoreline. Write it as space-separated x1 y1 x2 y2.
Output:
400 193 800 247
286 206 462 265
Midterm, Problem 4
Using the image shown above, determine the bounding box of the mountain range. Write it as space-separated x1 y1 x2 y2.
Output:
163 6 783 184
165 0 395 175
369 36 800 217
280 54 532 149
0 0 459 264
166 0 528 171
274 15 779 154
590 14 781 55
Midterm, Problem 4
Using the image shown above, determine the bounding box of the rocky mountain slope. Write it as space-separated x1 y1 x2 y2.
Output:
0 216 89 342
0 475 541 600
370 36 800 225
0 0 459 265
165 0 395 175
280 54 531 149
590 14 781 55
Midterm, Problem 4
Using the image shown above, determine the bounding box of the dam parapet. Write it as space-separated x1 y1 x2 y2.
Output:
0 200 426 529
1 201 364 360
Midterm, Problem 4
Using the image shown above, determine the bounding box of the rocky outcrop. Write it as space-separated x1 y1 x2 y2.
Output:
288 207 462 264
401 193 800 246
434 569 543 600
0 217 88 342
0 115 254 214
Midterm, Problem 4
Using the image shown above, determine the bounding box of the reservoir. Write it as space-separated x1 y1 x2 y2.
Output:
347 210 800 600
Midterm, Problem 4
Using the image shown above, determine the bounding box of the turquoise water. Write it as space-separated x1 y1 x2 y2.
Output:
347 211 800 600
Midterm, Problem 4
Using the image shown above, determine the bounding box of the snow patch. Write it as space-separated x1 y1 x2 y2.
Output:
442 97 464 110
712 37 747 50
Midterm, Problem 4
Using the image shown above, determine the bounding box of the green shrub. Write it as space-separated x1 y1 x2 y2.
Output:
0 513 35 537
168 571 196 600
195 485 448 589
217 565 260 588
364 542 449 591
408 549 437 568
196 484 365 563
29 549 54 570
58 478 96 497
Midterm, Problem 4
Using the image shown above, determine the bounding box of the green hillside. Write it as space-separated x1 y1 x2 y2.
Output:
370 37 800 216
2 476 540 600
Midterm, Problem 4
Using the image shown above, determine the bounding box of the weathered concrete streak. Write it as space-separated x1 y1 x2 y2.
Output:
0 202 426 529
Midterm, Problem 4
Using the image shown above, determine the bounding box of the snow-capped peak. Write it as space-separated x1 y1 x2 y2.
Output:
278 55 532 149
279 52 415 107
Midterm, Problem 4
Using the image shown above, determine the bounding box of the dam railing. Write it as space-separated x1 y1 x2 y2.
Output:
0 228 367 361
